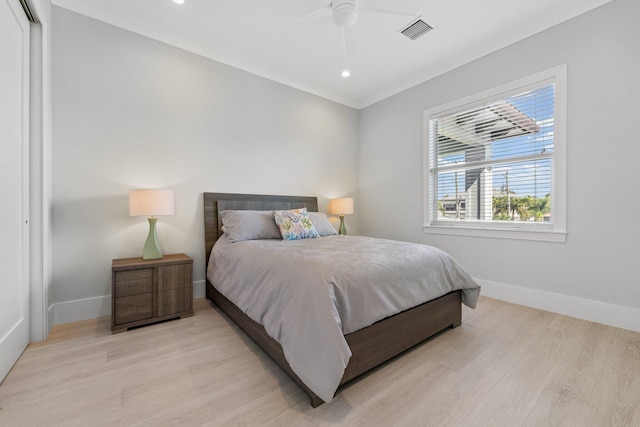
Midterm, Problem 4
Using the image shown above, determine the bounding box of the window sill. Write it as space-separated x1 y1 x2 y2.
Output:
422 225 567 242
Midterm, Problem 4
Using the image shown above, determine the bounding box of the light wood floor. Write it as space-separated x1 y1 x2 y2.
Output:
1 297 638 426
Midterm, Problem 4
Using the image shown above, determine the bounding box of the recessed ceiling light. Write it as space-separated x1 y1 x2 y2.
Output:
341 70 351 78
173 0 184 4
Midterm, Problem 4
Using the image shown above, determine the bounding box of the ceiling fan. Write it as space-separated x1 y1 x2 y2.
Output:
292 0 423 54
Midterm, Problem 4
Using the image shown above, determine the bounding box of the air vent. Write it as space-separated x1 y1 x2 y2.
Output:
400 18 433 40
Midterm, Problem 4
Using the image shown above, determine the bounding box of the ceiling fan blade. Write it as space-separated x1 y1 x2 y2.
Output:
360 0 422 17
286 2 332 28
342 27 355 55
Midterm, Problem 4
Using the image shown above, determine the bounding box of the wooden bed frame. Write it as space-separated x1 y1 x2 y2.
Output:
203 192 462 407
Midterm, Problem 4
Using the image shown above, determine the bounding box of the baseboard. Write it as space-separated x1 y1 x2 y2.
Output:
49 295 111 326
50 281 206 326
49 279 639 332
477 278 640 332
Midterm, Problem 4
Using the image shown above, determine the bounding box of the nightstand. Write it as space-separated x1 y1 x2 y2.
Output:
111 253 193 333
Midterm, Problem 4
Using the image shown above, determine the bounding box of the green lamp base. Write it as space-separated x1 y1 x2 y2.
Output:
338 215 347 235
142 217 163 259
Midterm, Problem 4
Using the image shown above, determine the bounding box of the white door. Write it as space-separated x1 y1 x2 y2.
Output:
0 0 30 382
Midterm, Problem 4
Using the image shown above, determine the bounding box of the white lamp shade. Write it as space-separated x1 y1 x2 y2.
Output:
129 189 175 216
328 197 354 215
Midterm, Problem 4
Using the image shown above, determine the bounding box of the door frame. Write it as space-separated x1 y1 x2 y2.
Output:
27 0 51 342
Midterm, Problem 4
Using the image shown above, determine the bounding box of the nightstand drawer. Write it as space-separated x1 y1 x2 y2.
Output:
114 293 153 324
114 269 153 297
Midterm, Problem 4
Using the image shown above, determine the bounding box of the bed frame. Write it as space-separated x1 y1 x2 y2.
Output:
203 192 462 407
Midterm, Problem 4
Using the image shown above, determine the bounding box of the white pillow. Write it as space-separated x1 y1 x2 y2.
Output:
220 210 281 243
308 212 338 236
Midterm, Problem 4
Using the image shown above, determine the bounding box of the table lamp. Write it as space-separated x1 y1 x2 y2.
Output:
129 189 175 259
328 197 354 235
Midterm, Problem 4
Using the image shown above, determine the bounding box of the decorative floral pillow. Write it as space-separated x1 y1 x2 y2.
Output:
272 208 320 241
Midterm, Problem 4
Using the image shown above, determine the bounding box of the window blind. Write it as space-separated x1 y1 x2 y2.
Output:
429 84 555 225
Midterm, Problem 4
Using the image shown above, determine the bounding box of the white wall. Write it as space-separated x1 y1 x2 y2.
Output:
51 7 359 323
359 0 640 331
50 1 640 331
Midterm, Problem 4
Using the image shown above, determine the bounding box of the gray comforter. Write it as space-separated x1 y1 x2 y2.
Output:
207 235 480 403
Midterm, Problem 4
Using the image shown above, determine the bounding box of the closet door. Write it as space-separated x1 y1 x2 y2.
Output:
0 0 30 382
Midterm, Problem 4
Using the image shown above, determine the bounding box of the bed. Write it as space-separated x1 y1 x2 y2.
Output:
203 192 480 407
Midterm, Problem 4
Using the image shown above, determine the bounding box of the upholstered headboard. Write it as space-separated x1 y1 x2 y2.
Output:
203 192 318 268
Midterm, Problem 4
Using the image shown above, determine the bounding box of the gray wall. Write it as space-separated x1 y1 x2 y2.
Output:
51 7 359 322
359 0 640 325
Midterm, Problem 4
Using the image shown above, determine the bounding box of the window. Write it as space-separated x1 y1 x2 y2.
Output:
424 66 567 242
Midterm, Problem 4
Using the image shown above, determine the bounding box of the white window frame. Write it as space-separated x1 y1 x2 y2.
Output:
423 65 567 242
